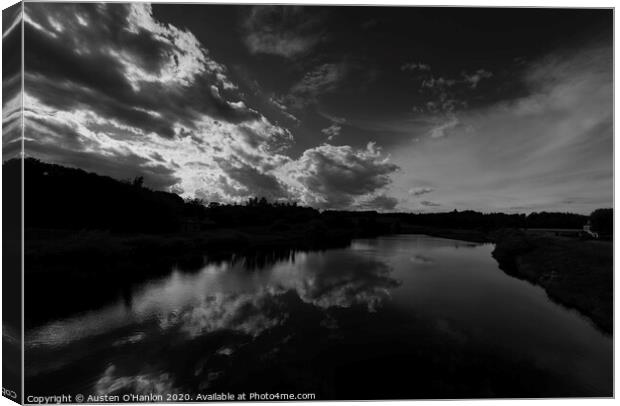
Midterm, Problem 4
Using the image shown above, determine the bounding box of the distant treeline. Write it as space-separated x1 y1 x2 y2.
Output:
8 158 611 235
389 210 588 230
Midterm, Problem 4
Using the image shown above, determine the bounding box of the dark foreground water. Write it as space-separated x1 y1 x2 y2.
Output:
25 235 612 400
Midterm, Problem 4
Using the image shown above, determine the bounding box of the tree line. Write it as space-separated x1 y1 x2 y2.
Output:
9 158 611 235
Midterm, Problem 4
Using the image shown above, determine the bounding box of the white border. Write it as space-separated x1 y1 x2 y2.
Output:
0 2 616 406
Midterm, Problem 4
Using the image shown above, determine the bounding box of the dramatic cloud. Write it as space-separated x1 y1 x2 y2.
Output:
420 200 441 207
16 4 610 214
21 3 303 200
2 3 22 159
242 6 325 58
24 3 252 138
285 142 399 208
21 3 401 210
214 156 291 200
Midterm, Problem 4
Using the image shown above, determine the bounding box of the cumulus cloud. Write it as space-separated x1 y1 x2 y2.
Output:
21 3 305 201
242 6 325 58
21 3 402 210
214 156 291 200
285 142 399 208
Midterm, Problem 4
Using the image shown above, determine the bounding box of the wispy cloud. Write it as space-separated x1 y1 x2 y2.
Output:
390 44 612 214
409 187 434 196
284 63 346 109
405 62 493 120
321 115 346 141
321 123 342 141
357 194 399 211
401 61 431 72
242 6 325 58
461 69 493 89
402 62 493 140
428 116 460 138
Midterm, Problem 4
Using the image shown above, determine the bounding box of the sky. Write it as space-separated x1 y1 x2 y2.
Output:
4 3 613 213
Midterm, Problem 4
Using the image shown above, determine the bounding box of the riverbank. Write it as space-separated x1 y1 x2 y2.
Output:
491 229 613 334
25 223 494 278
25 223 356 278
398 225 491 243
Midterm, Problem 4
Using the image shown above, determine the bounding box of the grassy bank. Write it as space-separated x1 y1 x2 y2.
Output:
491 229 613 334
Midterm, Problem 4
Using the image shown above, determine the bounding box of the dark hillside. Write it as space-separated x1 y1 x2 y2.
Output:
14 158 186 233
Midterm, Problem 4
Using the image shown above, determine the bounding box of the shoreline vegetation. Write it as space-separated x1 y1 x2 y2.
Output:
11 158 612 334
491 229 612 334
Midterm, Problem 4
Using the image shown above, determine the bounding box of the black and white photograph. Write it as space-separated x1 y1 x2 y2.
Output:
1 1 615 402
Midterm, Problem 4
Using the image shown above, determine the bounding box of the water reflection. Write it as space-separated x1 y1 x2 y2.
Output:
171 290 288 338
26 249 400 348
25 235 612 399
95 365 176 397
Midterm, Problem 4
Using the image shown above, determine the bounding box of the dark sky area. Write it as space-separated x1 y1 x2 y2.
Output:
4 3 613 213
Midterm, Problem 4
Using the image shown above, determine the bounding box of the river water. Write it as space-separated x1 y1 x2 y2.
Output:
25 235 612 399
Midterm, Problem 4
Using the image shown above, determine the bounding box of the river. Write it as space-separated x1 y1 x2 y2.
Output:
25 234 612 399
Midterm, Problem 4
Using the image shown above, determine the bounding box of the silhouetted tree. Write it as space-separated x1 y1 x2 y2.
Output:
132 176 144 188
590 208 613 235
